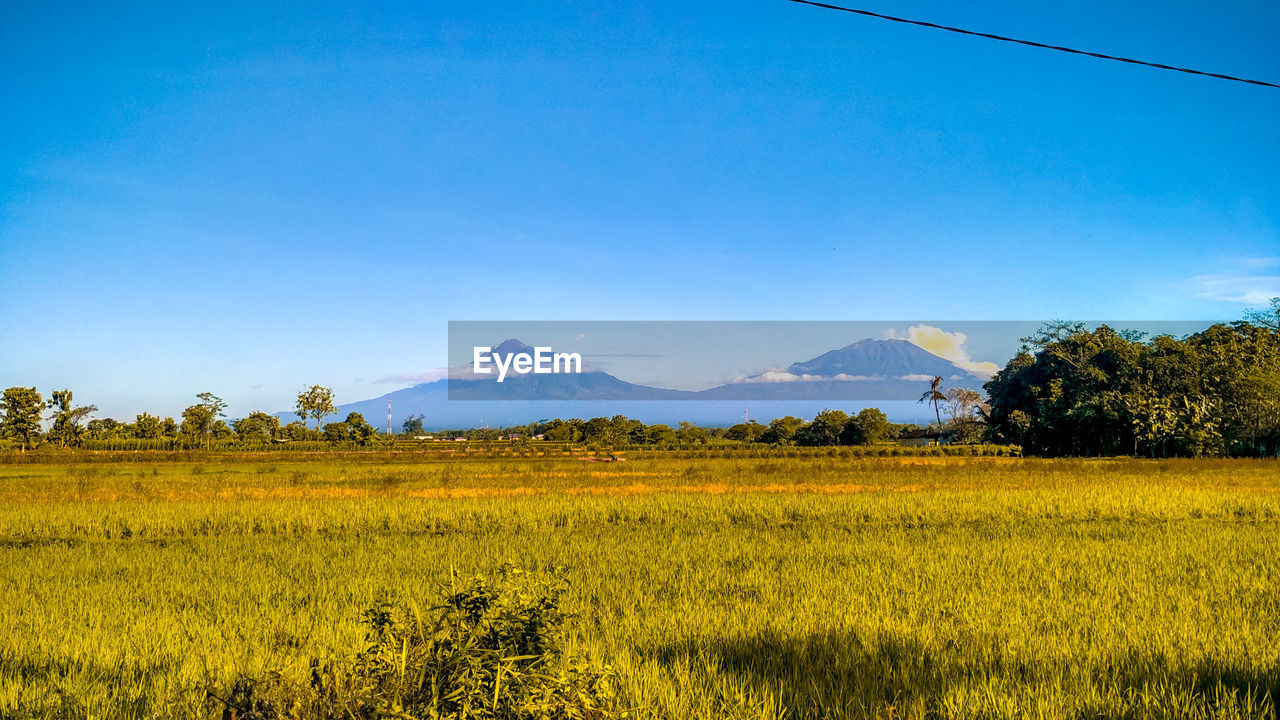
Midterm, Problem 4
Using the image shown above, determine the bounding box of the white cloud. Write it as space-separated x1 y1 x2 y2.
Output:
732 370 883 384
899 374 936 382
1240 257 1280 269
899 325 1001 379
1187 258 1280 305
374 367 449 385
733 370 809 383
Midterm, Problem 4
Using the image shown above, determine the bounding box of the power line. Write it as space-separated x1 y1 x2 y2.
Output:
787 0 1280 90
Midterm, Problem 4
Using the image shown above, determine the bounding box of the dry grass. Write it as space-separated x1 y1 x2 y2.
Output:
0 454 1277 719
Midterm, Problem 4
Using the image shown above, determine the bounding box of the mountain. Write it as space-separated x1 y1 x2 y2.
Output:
302 338 989 428
787 339 968 379
448 339 694 401
447 373 692 400
694 339 986 401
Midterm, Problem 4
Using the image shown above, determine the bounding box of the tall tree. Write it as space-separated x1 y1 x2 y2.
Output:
918 376 946 431
133 412 163 439
180 392 228 448
344 412 377 446
46 389 97 448
985 324 1144 456
849 407 891 445
159 417 180 439
1244 297 1280 331
296 385 336 431
234 412 281 443
986 320 1278 457
676 421 708 445
943 388 986 444
725 421 766 442
86 418 125 440
402 414 425 435
180 404 216 448
760 416 805 445
1192 323 1280 456
0 387 45 451
322 421 351 444
643 424 677 445
197 392 227 421
795 409 849 446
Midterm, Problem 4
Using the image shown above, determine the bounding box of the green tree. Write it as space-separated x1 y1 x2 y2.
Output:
344 412 377 446
581 417 614 445
180 404 216 448
1191 322 1280 456
983 320 1280 457
1244 297 1280 331
211 420 233 440
1124 386 1178 458
984 324 1145 456
46 389 96 448
837 419 866 446
296 385 336 431
943 388 986 444
234 412 281 444
402 414 425 435
795 409 848 446
612 415 646 445
0 387 45 451
644 424 677 446
760 416 805 445
282 421 318 441
181 392 228 448
725 421 766 443
133 413 162 439
197 392 227 420
918 376 946 431
159 417 180 439
579 416 643 447
470 427 500 442
541 418 583 443
1173 395 1224 457
676 421 708 445
853 407 891 444
86 418 125 440
323 421 351 444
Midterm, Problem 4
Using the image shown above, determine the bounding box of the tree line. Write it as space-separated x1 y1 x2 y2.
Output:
424 408 929 448
984 300 1280 457
0 384 380 450
3 301 1276 456
0 382 938 451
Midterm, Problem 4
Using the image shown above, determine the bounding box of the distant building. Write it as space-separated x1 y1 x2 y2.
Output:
898 428 949 447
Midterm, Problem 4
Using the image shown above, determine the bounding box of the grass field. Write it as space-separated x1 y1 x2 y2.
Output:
1 454 1277 719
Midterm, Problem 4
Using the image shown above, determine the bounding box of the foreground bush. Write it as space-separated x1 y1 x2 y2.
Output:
207 568 616 720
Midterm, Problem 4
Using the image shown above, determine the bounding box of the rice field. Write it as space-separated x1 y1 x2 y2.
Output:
1 454 1277 719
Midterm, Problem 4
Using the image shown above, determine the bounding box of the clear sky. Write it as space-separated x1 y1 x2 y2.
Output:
2 0 1277 420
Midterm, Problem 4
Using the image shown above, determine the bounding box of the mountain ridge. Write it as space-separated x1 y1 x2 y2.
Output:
294 338 988 428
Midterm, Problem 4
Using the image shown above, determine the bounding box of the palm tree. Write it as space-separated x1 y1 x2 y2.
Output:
918 376 946 438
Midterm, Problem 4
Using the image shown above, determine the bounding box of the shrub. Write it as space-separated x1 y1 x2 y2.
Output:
207 568 617 719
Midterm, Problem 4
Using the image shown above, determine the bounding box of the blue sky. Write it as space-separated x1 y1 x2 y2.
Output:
2 0 1277 420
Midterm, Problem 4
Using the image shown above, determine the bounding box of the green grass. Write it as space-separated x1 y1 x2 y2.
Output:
0 455 1277 719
